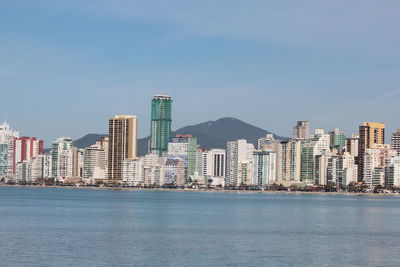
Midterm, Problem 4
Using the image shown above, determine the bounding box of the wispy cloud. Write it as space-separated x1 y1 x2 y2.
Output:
31 0 399 59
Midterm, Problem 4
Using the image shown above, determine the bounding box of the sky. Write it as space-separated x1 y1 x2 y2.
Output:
1 0 399 145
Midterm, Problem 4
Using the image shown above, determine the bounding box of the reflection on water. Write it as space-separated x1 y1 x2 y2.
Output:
0 187 400 266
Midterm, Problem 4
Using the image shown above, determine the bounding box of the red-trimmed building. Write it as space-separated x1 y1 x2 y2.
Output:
12 137 44 173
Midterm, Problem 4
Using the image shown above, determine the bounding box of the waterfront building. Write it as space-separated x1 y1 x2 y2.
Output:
327 152 357 187
51 137 74 180
43 154 52 179
341 152 358 186
141 154 165 186
385 157 400 188
196 148 226 179
327 156 341 186
300 129 330 184
94 136 109 170
358 122 385 182
149 95 172 156
300 139 317 184
0 122 20 177
226 139 254 187
293 121 310 139
167 135 198 183
72 147 84 178
122 158 143 186
164 158 185 186
14 137 44 164
346 134 359 157
0 144 9 179
238 161 253 186
363 146 397 187
252 150 276 187
15 155 46 183
195 148 226 187
329 128 346 150
108 115 138 181
392 129 400 156
315 153 331 186
83 144 106 184
276 139 301 185
26 155 46 183
16 161 27 182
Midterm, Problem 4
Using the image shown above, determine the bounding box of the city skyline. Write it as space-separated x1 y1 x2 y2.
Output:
2 2 400 266
1 1 399 144
1 94 400 190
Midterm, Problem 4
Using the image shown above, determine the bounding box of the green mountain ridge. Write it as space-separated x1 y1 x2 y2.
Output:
73 117 284 156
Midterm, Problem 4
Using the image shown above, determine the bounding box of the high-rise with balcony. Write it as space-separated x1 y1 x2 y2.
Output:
358 122 385 182
293 121 310 139
226 139 254 187
51 137 73 179
108 115 138 181
392 129 400 156
329 128 346 150
150 95 172 156
167 135 198 183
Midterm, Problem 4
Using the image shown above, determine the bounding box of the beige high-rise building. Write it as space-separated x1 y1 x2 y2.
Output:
293 121 310 139
358 122 385 182
276 139 301 186
108 115 138 181
346 134 359 157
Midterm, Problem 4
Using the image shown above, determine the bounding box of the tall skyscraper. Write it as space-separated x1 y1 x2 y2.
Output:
358 122 385 182
150 95 172 156
108 115 138 181
293 121 310 139
392 129 400 155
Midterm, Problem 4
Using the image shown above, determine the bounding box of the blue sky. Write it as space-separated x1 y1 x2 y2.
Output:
1 0 399 144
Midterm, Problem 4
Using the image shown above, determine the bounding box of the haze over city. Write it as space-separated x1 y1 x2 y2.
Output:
1 0 399 144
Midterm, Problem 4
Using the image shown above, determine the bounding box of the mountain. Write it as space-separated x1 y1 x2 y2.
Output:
73 117 283 156
73 134 108 148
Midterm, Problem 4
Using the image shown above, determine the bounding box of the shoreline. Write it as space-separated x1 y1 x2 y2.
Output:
0 184 398 197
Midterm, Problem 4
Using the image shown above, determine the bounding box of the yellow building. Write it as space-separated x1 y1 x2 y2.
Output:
358 122 385 182
108 115 138 181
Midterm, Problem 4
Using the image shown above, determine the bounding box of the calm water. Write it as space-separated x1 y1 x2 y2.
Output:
1 187 400 267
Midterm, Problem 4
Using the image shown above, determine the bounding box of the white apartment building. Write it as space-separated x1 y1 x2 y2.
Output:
141 154 165 186
392 129 400 156
51 137 74 180
252 150 276 187
364 147 397 187
122 158 143 186
83 145 106 183
385 157 400 188
346 134 359 157
226 139 254 187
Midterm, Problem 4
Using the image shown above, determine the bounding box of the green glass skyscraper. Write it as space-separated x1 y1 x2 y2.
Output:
150 95 172 156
